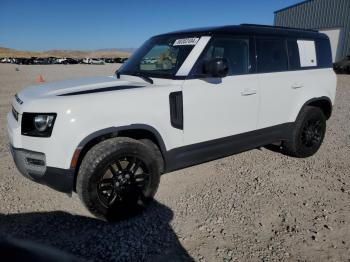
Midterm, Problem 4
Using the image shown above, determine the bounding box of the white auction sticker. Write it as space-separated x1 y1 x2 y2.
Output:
173 38 199 46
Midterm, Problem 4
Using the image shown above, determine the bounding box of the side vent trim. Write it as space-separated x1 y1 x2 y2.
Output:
169 91 183 130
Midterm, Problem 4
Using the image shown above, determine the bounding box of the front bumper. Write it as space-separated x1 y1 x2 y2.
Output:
9 145 74 193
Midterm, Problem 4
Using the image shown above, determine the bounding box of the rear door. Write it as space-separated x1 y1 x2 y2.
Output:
182 35 259 145
256 37 320 129
256 37 300 129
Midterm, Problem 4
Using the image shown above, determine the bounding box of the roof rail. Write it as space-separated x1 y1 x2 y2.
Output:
240 23 318 33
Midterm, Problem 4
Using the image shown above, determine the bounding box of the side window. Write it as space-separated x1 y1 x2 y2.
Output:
288 39 322 70
287 40 301 70
256 38 288 73
297 40 317 67
191 37 251 76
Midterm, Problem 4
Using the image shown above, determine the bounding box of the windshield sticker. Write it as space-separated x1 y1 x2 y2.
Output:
173 38 199 46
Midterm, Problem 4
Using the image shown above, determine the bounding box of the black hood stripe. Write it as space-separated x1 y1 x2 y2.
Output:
58 85 145 96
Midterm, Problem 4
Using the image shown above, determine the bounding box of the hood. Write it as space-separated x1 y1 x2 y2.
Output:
17 75 147 102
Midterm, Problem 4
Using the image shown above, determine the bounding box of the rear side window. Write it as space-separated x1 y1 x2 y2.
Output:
287 38 332 70
256 38 288 73
297 40 317 67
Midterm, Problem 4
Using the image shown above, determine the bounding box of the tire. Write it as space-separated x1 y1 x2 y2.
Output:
282 106 326 158
76 137 161 221
139 138 164 174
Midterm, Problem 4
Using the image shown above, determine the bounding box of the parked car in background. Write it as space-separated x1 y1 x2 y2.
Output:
55 58 67 64
62 58 79 64
82 58 91 64
33 57 52 65
89 58 104 65
76 58 84 64
47 57 59 64
114 57 128 63
113 58 121 63
334 55 350 74
1 57 12 63
104 58 116 63
120 57 128 63
15 57 37 65
0 56 127 65
82 58 103 64
141 57 157 64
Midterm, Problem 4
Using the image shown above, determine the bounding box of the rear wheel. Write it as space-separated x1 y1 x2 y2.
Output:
282 106 326 158
76 137 161 221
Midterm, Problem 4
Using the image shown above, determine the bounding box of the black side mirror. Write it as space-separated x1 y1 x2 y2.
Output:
203 58 229 78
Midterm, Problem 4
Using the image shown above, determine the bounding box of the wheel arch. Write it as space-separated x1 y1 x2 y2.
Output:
71 125 167 191
298 96 333 120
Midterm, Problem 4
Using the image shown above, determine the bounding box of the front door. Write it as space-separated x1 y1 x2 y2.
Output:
182 36 259 145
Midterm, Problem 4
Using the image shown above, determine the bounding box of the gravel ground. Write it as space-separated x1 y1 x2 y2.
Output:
0 64 349 261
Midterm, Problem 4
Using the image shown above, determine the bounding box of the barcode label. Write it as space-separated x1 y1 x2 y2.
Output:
173 38 199 46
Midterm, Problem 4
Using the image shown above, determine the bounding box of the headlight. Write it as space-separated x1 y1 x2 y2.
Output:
22 113 57 137
34 115 55 132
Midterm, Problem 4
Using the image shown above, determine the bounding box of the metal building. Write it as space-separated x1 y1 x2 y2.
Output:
274 0 350 62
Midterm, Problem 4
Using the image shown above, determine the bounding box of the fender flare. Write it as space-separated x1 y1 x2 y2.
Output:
76 124 167 155
296 96 333 120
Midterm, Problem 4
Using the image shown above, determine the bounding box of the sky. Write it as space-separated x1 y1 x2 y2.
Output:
0 0 302 51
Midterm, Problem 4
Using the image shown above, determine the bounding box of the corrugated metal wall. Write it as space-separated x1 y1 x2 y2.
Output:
274 0 350 61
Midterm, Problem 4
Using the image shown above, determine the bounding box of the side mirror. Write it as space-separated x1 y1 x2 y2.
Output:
203 58 229 78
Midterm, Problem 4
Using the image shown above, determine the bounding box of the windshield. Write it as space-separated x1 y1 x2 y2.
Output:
118 35 199 79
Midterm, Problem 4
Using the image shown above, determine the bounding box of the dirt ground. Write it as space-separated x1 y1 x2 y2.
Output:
0 64 349 261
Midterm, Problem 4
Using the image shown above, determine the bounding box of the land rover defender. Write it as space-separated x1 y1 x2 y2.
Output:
7 25 336 220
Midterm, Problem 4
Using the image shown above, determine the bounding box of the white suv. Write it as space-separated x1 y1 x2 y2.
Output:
7 25 336 220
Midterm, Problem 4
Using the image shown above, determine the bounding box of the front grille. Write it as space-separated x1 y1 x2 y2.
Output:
12 106 19 121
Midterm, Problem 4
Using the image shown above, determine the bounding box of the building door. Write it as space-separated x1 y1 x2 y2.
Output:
319 28 342 62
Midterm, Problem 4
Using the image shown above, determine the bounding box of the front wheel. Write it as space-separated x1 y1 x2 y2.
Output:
76 137 161 221
282 106 326 158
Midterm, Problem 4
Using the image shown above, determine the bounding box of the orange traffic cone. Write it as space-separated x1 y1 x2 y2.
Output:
36 75 45 83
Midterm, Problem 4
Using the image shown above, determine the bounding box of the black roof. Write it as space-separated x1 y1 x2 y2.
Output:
156 24 327 39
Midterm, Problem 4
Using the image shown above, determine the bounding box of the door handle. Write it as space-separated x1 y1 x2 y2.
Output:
291 83 303 89
241 88 257 96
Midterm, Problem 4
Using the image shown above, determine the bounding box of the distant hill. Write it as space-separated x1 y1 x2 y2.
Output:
0 47 131 58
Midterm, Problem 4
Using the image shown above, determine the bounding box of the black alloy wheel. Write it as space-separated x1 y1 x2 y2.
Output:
97 156 150 207
300 119 325 148
76 137 162 221
281 106 327 158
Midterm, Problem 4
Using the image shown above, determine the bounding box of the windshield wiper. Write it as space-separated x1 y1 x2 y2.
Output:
117 71 153 84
